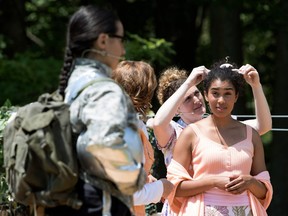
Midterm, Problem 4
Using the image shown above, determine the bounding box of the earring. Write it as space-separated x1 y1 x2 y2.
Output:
175 109 181 117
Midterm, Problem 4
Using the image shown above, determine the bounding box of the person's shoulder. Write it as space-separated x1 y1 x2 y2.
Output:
89 78 123 92
181 123 198 137
237 121 261 144
193 116 210 127
188 119 206 132
237 120 255 132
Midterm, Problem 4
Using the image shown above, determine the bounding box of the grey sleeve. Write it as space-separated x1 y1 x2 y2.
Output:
72 81 145 194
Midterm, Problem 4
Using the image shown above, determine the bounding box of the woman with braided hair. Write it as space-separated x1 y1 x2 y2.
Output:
46 5 145 216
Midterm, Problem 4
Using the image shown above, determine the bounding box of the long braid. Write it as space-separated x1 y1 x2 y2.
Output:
58 5 120 99
58 47 73 98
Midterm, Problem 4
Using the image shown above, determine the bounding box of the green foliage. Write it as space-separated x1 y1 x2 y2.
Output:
0 102 30 215
0 102 13 203
25 1 80 58
0 52 62 106
125 33 176 70
0 35 7 59
241 2 277 109
0 34 176 106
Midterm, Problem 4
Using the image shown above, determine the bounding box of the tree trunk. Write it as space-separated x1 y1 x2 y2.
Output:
154 0 206 70
210 0 243 64
209 0 245 114
0 0 27 57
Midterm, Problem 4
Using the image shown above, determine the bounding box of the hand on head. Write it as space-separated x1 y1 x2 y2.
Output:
186 62 259 89
187 66 210 86
238 64 260 87
217 62 260 87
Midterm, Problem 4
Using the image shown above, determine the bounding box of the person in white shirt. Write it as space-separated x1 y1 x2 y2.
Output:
113 60 174 216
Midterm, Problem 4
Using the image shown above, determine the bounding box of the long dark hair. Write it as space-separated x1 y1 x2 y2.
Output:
58 5 120 97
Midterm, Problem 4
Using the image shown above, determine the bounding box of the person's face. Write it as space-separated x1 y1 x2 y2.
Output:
205 79 238 117
178 86 206 123
105 21 126 69
92 21 126 70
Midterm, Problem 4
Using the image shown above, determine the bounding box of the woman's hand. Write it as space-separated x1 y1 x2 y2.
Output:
226 174 268 199
186 66 210 87
212 176 231 191
147 174 157 183
238 64 261 88
225 175 254 194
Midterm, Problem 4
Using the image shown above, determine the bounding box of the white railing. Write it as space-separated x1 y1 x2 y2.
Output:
149 114 288 132
235 115 288 132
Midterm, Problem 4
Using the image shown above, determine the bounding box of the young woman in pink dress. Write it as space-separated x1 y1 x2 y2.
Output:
167 62 272 216
152 62 272 215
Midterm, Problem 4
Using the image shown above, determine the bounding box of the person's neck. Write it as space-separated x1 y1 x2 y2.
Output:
210 114 234 128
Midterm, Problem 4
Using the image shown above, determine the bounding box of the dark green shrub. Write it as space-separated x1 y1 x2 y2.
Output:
0 102 30 215
0 35 175 107
0 101 12 203
125 33 176 70
0 53 62 106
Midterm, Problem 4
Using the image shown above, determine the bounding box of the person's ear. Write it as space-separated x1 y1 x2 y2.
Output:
94 33 108 49
176 107 182 117
234 93 239 103
204 90 208 101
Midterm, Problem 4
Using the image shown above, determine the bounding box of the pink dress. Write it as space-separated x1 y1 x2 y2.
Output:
158 120 185 216
167 124 273 216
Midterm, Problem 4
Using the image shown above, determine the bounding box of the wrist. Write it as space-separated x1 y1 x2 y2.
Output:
251 83 262 89
249 176 263 190
182 80 193 88
210 176 217 188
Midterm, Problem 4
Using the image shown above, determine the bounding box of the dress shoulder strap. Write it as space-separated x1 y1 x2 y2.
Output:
246 125 253 141
187 123 202 149
188 123 201 137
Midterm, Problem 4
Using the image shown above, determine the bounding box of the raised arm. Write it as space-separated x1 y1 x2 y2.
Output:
153 66 208 147
239 64 272 135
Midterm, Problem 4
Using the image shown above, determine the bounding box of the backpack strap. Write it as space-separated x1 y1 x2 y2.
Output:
102 190 112 216
31 195 45 216
75 77 115 99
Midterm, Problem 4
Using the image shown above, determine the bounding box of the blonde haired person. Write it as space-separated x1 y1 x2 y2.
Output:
113 60 173 216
